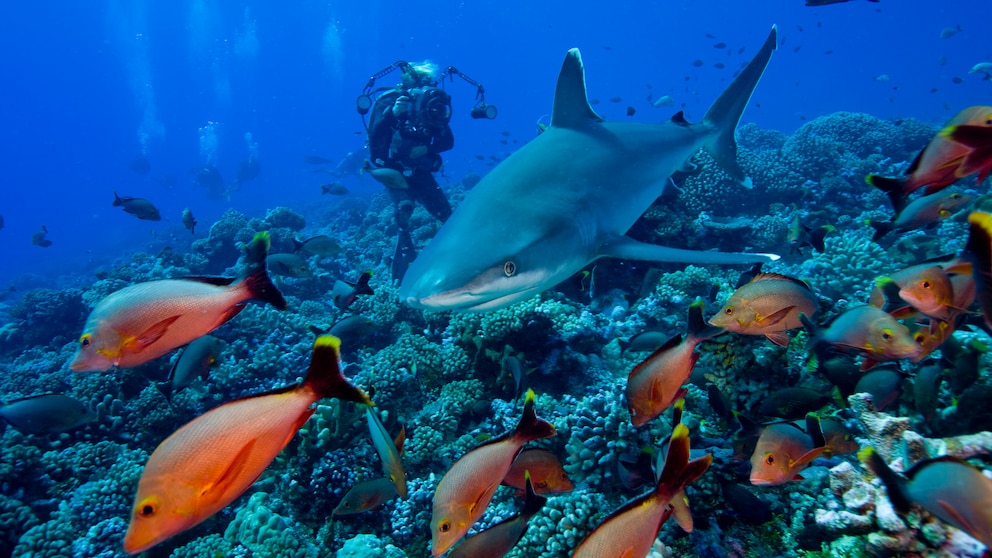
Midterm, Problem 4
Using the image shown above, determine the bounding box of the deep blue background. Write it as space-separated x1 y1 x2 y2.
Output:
0 0 988 288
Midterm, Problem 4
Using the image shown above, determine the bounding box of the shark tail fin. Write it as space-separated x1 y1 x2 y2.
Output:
702 25 777 183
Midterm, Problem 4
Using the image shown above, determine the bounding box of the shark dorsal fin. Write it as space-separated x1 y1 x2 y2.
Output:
551 48 604 128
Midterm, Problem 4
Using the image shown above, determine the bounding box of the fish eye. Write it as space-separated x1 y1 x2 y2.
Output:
503 261 516 277
914 332 926 345
80 334 92 348
921 281 932 290
764 453 775 465
881 329 893 341
725 307 733 315
438 519 451 533
136 496 159 518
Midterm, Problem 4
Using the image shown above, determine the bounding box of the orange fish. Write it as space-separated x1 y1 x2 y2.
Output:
71 232 286 372
626 300 722 427
333 478 398 515
941 118 992 185
800 306 921 370
502 448 574 495
571 424 712 558
122 335 371 554
749 416 826 486
867 106 992 202
708 272 818 346
448 472 547 558
430 389 556 556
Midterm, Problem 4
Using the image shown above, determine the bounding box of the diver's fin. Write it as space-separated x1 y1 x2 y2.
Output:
392 230 417 284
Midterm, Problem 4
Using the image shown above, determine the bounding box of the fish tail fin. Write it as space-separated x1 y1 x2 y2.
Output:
798 312 824 354
963 211 992 331
866 174 909 210
292 238 305 253
687 298 724 342
306 335 373 405
858 446 914 514
242 262 288 310
240 232 287 310
521 471 549 519
809 225 834 252
873 276 907 313
112 192 123 207
702 25 777 182
868 220 893 242
356 271 375 296
655 424 712 501
514 389 556 442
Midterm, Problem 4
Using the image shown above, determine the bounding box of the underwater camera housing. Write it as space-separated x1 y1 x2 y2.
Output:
357 61 496 127
408 87 452 128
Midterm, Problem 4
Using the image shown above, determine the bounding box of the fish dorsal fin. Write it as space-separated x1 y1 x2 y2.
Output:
550 48 604 129
750 272 814 293
201 438 257 499
670 110 691 126
181 276 238 287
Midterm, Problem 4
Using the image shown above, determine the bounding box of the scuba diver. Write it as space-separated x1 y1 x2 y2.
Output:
357 59 497 282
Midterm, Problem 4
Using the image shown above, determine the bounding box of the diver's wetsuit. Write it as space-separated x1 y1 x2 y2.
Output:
368 90 454 229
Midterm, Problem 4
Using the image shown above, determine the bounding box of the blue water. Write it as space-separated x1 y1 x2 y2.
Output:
0 0 987 288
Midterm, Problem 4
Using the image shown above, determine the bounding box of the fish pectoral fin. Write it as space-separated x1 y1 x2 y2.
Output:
790 447 827 469
201 438 257 499
123 316 182 353
764 332 791 347
936 498 981 538
755 307 794 328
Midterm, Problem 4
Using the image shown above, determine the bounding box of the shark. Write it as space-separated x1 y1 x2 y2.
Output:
400 26 781 312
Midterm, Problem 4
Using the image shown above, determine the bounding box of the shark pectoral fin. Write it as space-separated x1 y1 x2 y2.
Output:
598 235 779 265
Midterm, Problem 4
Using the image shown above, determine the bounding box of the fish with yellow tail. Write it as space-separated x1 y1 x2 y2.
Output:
447 471 547 558
626 300 722 427
867 106 992 206
122 335 372 554
749 414 827 486
366 405 407 499
708 272 819 346
71 232 286 372
430 389 556 556
860 446 992 551
799 306 921 371
571 423 712 558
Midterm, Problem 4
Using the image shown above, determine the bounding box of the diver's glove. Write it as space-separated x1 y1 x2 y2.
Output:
392 96 412 118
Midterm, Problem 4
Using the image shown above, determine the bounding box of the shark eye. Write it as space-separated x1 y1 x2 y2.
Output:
80 334 92 348
438 519 451 533
764 453 775 465
503 261 517 277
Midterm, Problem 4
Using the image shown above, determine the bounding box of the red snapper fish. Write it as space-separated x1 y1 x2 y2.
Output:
867 106 992 203
626 300 722 427
70 232 286 372
122 335 372 554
